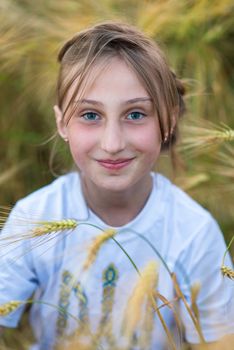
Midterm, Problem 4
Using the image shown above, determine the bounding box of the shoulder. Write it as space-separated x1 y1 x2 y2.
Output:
17 172 77 203
152 173 221 242
13 172 87 220
153 172 211 219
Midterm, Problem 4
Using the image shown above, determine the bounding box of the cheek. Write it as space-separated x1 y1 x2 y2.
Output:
67 127 97 165
132 127 161 156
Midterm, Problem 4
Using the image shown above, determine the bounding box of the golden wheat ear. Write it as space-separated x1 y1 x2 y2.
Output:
0 301 23 316
0 205 79 235
82 228 117 271
180 120 234 156
1 218 78 241
221 265 234 280
32 219 78 236
0 206 13 227
221 234 234 280
123 261 158 340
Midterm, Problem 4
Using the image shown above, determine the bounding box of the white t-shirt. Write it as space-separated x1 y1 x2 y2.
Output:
0 172 233 349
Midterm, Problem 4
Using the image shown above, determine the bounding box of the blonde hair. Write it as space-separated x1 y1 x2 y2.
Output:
56 21 185 150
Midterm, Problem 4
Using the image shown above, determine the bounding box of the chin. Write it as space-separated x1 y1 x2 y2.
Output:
98 181 128 192
95 175 139 193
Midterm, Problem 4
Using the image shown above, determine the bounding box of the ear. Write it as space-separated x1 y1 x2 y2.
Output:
53 105 68 140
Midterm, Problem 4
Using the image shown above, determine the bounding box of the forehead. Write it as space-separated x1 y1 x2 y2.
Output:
71 57 150 104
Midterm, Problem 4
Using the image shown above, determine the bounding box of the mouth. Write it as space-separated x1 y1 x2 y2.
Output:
97 158 135 170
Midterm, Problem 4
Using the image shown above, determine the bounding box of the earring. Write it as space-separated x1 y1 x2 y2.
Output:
163 134 168 143
63 137 68 142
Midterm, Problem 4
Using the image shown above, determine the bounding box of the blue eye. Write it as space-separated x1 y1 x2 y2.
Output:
127 112 145 120
82 112 99 121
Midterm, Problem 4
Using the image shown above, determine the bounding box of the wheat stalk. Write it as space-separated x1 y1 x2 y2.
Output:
0 162 29 186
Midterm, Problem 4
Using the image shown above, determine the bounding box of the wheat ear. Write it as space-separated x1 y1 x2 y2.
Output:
221 234 234 280
83 229 117 270
32 219 78 237
221 265 234 280
190 282 201 321
0 301 23 316
172 273 205 343
124 261 158 340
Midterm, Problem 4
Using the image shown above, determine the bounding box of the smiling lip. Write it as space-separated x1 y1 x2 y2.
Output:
97 158 134 170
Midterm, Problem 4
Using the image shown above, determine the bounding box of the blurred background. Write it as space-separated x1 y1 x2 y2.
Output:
0 1 233 348
0 0 233 256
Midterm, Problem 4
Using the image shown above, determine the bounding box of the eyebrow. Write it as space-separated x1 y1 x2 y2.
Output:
75 97 152 106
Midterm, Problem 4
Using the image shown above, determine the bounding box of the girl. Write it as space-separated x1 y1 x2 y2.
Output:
0 22 233 350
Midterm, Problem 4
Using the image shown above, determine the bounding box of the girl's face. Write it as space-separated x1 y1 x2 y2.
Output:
55 57 162 193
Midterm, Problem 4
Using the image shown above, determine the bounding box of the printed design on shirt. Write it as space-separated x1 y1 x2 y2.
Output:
73 280 89 325
56 270 72 337
56 264 119 340
56 270 89 337
101 263 119 324
93 263 119 348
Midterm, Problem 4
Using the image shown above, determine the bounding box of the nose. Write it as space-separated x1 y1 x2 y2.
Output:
100 120 126 154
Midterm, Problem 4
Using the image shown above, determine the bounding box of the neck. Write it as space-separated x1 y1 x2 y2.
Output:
81 174 152 226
